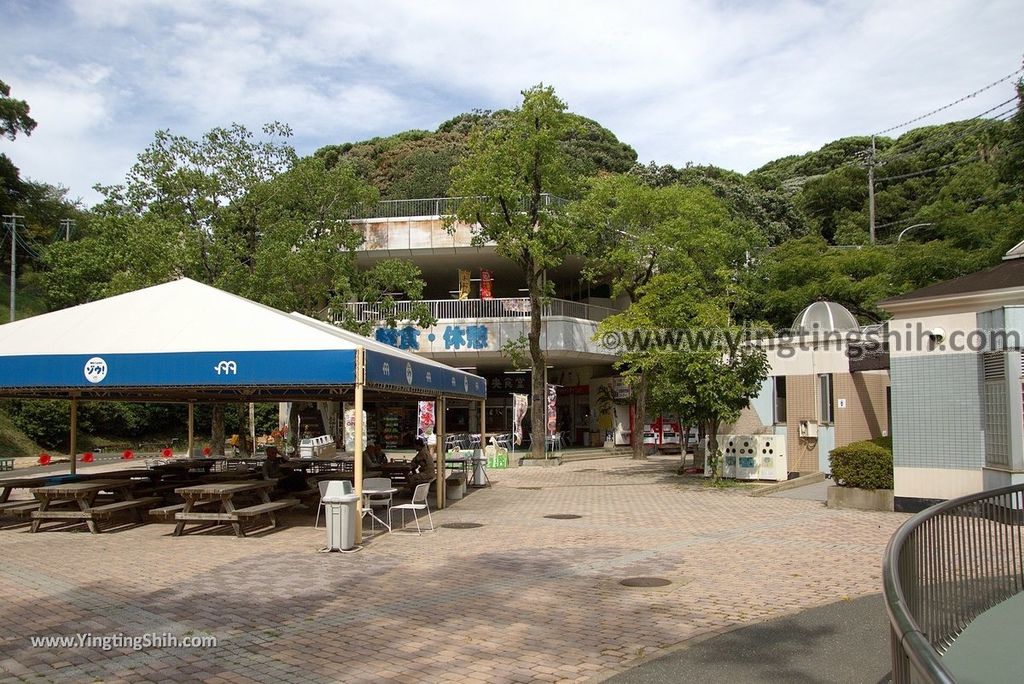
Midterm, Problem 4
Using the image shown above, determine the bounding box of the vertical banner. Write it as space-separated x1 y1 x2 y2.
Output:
512 393 529 446
480 269 493 300
458 269 471 300
417 400 435 436
342 404 367 452
546 384 559 436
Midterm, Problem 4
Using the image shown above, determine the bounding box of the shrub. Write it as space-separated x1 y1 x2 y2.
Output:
829 440 893 490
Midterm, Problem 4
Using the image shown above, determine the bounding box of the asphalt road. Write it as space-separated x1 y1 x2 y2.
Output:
606 593 890 684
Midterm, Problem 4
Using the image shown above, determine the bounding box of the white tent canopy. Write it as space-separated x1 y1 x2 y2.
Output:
0 278 486 401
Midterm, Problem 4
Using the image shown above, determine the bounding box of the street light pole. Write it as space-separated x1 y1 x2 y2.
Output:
896 223 936 244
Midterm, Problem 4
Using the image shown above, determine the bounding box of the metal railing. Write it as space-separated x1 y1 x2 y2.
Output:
351 194 568 220
883 483 1024 683
338 297 619 324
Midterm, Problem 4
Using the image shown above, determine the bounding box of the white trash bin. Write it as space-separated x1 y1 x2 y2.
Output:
324 491 359 551
471 448 488 487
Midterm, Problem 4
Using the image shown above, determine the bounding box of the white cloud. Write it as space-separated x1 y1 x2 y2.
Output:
3 0 1023 205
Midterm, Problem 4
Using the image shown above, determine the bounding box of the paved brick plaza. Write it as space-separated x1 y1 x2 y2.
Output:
0 458 907 683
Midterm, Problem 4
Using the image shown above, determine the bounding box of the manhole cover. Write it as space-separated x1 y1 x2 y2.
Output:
544 514 582 520
441 522 484 529
619 577 672 588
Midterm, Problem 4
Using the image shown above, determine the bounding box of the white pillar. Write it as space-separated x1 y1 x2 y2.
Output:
354 348 365 545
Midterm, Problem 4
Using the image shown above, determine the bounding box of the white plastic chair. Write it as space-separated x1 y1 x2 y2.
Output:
388 482 434 534
314 480 352 528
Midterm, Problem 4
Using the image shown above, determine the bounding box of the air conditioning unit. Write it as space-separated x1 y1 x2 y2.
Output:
756 434 788 481
798 420 818 438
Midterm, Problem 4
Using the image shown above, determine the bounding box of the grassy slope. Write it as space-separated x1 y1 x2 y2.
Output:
0 411 43 459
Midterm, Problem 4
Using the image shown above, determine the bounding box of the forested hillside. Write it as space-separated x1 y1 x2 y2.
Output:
1 78 1022 449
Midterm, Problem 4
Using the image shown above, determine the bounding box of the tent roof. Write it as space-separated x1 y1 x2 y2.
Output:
0 278 485 401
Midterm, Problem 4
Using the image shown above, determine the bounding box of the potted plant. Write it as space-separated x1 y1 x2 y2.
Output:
826 439 894 511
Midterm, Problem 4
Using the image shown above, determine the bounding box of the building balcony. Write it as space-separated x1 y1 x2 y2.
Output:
344 297 618 324
337 297 621 368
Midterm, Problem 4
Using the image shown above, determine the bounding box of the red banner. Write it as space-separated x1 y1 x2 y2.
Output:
480 270 493 300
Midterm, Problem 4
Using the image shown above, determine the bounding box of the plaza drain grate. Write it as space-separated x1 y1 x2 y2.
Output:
544 514 583 520
619 577 672 588
441 522 485 529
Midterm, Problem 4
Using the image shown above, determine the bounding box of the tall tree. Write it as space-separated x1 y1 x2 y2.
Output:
579 175 754 458
0 79 36 141
449 84 584 458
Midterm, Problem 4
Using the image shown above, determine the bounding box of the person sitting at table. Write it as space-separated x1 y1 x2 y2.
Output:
262 446 308 492
369 443 388 466
408 437 435 486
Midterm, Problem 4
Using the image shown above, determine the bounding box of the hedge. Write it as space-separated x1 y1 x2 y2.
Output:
829 440 893 490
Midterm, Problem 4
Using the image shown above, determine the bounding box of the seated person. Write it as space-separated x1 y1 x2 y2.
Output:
262 446 308 492
408 438 436 486
370 443 389 466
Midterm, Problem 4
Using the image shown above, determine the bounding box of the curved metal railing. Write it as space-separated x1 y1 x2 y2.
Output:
883 483 1024 683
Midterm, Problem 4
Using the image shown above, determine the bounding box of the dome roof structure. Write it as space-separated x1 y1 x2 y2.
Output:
791 301 860 335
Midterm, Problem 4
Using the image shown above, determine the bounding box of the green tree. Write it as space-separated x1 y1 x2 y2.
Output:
0 79 36 141
580 174 755 458
448 84 584 458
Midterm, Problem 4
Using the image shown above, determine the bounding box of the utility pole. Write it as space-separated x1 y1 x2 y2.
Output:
60 218 76 241
868 135 877 244
3 214 23 323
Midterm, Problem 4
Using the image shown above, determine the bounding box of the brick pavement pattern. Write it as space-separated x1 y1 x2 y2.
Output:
0 457 907 683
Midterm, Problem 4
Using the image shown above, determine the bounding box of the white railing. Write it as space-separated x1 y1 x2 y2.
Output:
339 297 619 324
352 194 568 219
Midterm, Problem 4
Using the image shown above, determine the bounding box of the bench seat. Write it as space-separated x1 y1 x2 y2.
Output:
232 500 299 517
88 496 163 518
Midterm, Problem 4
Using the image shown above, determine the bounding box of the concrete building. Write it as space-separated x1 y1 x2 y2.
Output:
880 243 1024 512
722 301 891 476
343 198 626 449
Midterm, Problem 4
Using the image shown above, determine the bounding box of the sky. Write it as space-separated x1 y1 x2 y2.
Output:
2 0 1023 207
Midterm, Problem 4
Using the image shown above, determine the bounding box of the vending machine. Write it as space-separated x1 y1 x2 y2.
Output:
659 417 682 453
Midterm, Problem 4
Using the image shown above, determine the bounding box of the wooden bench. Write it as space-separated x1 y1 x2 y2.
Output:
148 499 217 520
0 498 73 517
231 499 299 530
86 496 163 520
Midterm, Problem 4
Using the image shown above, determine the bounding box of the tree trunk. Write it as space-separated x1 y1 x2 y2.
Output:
528 263 547 458
211 405 226 456
706 419 722 481
632 374 648 460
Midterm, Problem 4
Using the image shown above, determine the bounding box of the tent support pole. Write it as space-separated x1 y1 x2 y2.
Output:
354 347 365 545
69 398 77 475
187 402 195 459
480 399 487 457
436 396 445 510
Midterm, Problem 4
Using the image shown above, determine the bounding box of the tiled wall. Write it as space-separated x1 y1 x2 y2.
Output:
785 375 819 473
891 354 985 470
834 371 889 445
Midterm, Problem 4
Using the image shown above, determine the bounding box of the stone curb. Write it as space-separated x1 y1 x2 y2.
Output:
747 471 826 497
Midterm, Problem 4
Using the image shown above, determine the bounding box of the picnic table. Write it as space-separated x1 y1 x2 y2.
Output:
169 480 298 538
29 479 161 534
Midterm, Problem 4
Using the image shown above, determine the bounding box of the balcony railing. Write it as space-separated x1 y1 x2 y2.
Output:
351 194 568 220
883 483 1024 683
338 297 619 324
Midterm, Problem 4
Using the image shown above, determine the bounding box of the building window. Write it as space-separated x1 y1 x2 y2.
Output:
773 377 787 424
819 373 834 424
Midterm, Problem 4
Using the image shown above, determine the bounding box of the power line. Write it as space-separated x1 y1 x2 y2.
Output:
878 98 1018 163
874 66 1024 136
